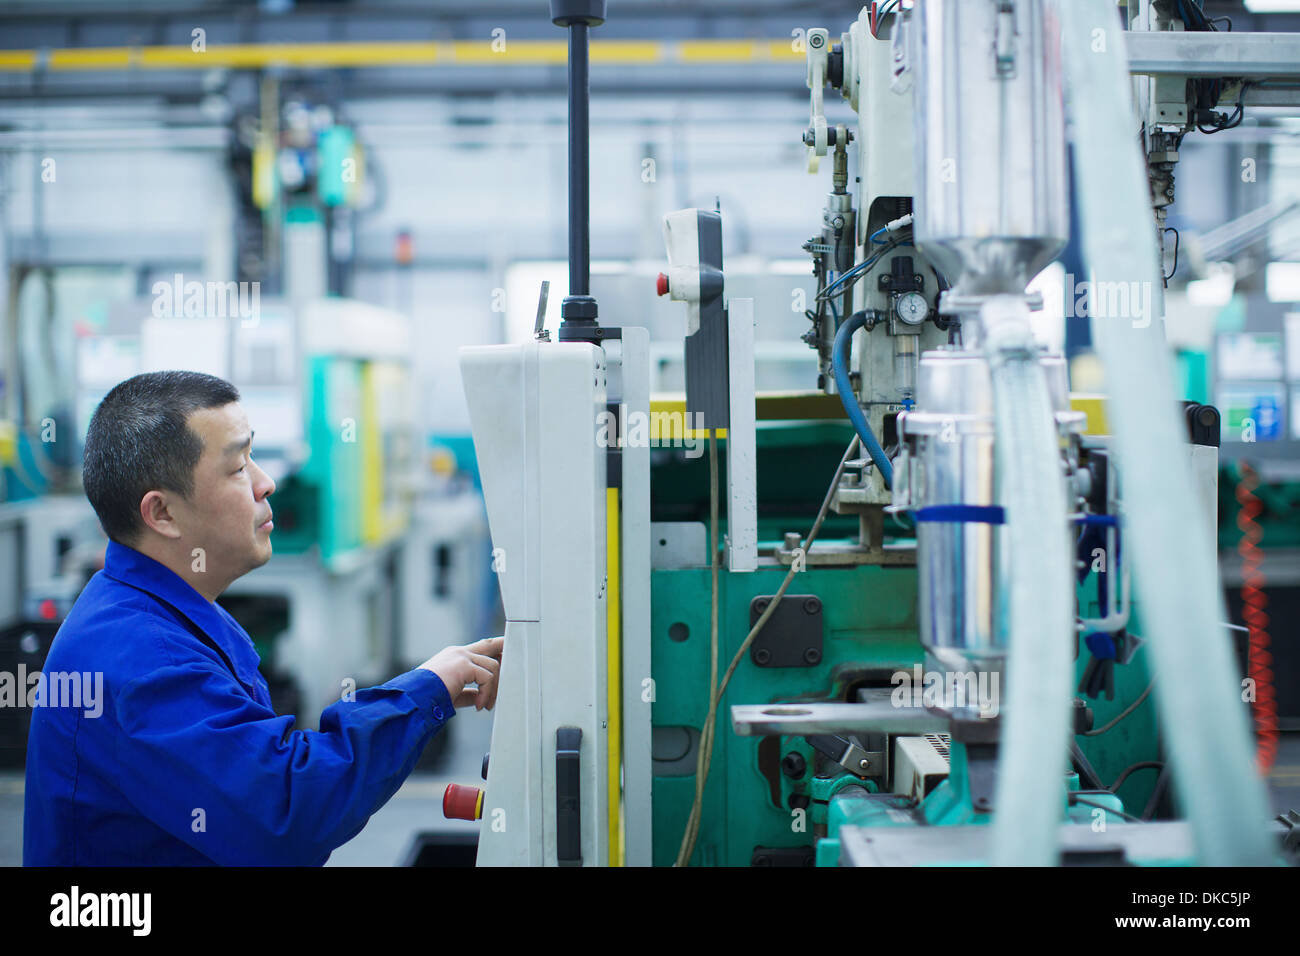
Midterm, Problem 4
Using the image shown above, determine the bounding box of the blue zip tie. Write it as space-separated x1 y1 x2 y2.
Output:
912 505 1006 525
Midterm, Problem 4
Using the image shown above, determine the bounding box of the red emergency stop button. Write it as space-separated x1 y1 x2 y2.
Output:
443 783 484 821
656 272 670 296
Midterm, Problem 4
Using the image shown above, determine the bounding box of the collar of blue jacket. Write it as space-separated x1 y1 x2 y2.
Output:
103 538 243 646
100 538 272 689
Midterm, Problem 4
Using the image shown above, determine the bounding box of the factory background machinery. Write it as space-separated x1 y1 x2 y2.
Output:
455 0 1300 868
0 0 1297 871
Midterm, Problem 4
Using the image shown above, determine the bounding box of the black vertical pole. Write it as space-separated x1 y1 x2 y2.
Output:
569 21 590 299
552 1 606 343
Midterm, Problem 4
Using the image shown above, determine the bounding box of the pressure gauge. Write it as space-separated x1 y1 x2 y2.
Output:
895 291 929 326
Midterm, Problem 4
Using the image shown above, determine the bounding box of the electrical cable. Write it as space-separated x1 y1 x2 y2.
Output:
1069 740 1106 792
1198 81 1252 134
1082 677 1153 736
1109 760 1163 792
1175 0 1217 32
817 235 913 302
1236 461 1278 772
1072 796 1143 823
1174 1 1251 136
673 434 862 866
1163 226 1179 283
819 260 870 299
869 0 903 39
1142 764 1171 821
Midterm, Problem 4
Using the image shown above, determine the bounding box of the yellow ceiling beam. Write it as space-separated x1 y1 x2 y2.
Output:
0 50 39 70
0 39 803 73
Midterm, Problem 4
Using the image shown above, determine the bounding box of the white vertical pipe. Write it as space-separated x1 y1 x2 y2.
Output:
726 298 758 572
984 296 1076 867
1060 0 1274 864
619 327 654 866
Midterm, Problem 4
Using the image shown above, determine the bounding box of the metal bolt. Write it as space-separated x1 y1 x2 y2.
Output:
803 647 822 665
755 648 772 665
859 758 871 771
803 597 821 614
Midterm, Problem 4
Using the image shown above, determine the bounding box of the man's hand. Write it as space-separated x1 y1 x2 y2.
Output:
419 636 504 712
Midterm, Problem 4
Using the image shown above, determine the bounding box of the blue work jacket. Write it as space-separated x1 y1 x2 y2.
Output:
24 540 455 865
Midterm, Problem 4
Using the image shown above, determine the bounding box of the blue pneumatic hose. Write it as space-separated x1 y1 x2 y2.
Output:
832 310 893 489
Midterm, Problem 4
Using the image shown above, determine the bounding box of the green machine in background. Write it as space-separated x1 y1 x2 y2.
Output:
271 354 368 561
220 323 414 566
646 420 1168 867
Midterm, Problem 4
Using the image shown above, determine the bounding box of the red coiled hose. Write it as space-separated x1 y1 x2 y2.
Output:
1235 462 1277 773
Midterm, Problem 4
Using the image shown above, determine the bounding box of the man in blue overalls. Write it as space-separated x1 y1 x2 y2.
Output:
24 370 503 865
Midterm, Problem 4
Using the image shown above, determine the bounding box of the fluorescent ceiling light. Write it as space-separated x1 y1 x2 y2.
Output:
1243 1 1300 12
1266 261 1300 301
768 258 816 275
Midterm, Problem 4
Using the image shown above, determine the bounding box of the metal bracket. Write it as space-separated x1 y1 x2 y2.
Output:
731 701 949 736
805 27 830 172
964 741 998 813
806 733 882 778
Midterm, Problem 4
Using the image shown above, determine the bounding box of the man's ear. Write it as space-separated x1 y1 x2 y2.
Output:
139 490 183 540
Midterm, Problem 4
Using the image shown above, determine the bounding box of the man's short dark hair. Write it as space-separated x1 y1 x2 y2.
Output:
83 371 240 544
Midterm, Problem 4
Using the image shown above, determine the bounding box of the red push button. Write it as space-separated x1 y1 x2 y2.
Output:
442 783 484 821
656 272 670 296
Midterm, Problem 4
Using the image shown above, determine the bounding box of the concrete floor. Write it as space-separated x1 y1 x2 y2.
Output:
3 727 1298 866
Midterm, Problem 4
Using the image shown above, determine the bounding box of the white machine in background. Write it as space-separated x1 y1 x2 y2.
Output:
397 492 491 672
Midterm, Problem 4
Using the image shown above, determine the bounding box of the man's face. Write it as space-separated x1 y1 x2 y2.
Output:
170 402 276 584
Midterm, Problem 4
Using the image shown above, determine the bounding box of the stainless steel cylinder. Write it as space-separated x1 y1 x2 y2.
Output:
904 351 998 674
900 347 1076 675
909 0 1068 292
